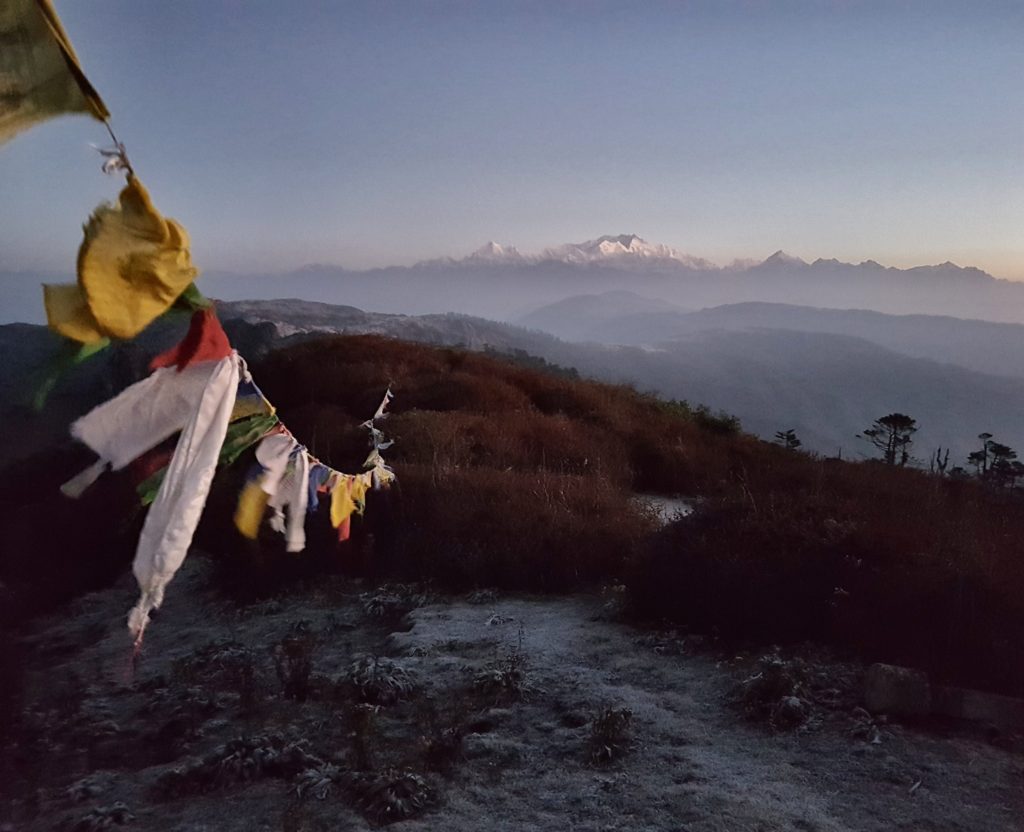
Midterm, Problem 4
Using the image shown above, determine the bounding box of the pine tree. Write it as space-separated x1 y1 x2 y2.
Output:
774 428 802 451
859 413 917 466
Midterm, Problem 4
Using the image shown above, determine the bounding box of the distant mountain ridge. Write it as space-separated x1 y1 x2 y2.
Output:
519 293 1024 381
5 297 1024 464
1 233 1020 326
180 236 1024 325
209 299 1024 461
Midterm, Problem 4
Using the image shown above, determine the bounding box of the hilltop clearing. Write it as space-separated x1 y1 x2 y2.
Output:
3 559 1021 831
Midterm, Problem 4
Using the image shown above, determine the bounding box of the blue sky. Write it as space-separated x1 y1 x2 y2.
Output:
1 1 1022 277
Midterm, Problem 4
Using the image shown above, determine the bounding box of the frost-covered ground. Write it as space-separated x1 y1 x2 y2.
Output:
3 557 1022 831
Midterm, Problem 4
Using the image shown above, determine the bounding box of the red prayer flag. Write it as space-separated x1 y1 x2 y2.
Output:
150 307 232 372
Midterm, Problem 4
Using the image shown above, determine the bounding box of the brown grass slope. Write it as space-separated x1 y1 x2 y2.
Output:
3 334 1024 697
239 335 1024 697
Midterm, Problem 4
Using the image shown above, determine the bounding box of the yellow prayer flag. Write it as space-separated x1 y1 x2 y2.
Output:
234 481 270 540
77 176 200 340
0 0 109 146
42 281 107 344
43 177 201 344
330 477 355 529
351 477 369 515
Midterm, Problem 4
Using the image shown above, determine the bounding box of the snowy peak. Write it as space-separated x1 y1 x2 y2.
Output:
466 241 525 263
541 234 715 269
428 234 715 270
761 250 808 267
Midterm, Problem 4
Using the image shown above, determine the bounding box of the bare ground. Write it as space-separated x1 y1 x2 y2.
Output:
3 557 1022 832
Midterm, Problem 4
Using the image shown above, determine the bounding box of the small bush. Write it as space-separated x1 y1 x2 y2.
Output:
473 631 537 704
171 640 260 711
360 585 424 620
588 707 633 763
272 622 317 702
735 655 811 731
294 763 343 801
342 768 433 825
415 699 467 774
346 657 416 705
420 724 465 774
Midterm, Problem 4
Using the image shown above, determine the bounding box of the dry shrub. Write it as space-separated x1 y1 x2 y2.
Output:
342 768 433 825
272 622 317 702
629 455 1024 696
472 632 538 704
251 335 734 493
392 464 653 591
401 371 533 413
345 656 417 705
588 706 633 763
388 409 632 484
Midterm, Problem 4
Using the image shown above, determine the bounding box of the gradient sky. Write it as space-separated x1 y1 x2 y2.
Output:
1 1 1022 278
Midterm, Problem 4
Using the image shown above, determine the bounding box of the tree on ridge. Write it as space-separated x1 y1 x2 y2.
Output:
859 413 917 466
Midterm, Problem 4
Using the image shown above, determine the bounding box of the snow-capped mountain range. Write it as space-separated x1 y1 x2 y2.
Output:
0 234 1012 327
427 234 718 270
421 234 985 277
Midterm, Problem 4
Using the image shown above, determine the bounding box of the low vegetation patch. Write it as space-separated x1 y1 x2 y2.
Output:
345 656 417 705
630 468 1024 696
472 631 538 704
61 801 134 831
154 734 321 799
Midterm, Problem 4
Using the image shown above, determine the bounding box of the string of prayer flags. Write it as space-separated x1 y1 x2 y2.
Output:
0 0 109 146
58 330 396 644
137 410 279 506
4 4 399 648
44 176 200 343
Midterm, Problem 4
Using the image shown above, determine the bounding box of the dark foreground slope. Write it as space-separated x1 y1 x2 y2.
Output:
3 335 1024 832
5 569 1022 832
4 333 1024 700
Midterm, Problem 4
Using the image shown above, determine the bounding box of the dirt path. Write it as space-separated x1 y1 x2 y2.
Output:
3 559 1022 831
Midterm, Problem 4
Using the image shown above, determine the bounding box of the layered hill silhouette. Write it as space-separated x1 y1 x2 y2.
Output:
5 234 1024 325
520 293 1024 379
215 300 1024 460
6 296 1024 464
